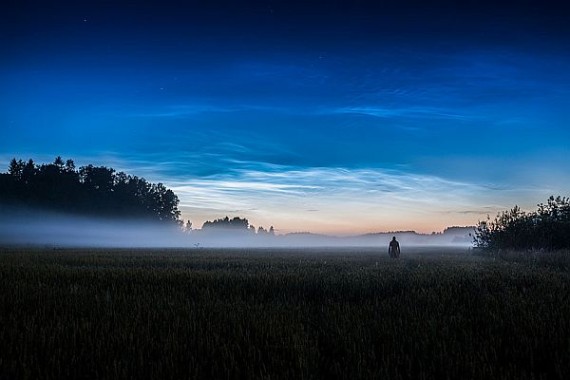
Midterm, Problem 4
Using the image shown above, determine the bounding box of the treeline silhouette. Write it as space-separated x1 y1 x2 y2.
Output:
201 216 275 235
473 196 570 250
0 157 181 223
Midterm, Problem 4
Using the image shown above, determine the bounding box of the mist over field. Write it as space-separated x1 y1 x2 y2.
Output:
0 206 473 248
0 206 187 248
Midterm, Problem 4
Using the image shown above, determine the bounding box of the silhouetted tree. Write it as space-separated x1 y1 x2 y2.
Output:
200 217 278 238
8 159 25 179
0 157 181 224
202 216 250 230
474 196 570 251
65 159 76 172
22 160 35 184
54 156 64 168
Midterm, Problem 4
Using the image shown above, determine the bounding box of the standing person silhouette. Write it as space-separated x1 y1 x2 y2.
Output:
388 236 400 258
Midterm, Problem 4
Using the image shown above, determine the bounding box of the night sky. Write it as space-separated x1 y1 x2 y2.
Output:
2 0 569 234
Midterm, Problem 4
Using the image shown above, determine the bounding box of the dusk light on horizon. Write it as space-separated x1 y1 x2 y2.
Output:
2 0 569 234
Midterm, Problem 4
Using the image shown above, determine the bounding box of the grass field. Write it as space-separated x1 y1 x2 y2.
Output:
1 246 569 379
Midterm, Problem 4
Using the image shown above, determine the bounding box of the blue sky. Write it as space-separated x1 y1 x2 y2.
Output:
2 1 569 234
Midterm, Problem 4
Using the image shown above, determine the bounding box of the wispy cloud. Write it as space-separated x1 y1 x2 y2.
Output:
128 104 239 118
332 106 470 121
162 165 512 233
125 102 308 119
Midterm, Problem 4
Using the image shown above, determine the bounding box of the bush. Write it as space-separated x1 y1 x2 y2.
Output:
473 196 570 251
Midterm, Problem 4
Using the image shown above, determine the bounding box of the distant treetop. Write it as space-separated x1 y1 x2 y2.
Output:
202 216 250 230
201 216 275 236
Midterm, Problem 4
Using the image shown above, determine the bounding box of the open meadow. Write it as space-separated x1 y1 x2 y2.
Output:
1 246 569 379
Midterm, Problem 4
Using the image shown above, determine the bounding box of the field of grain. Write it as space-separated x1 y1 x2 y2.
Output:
1 246 569 379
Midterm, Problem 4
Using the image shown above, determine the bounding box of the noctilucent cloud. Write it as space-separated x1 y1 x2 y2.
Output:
2 1 569 234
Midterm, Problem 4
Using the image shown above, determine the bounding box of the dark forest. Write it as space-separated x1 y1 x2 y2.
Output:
0 157 181 223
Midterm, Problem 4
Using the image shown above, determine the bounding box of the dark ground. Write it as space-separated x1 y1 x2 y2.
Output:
1 246 569 379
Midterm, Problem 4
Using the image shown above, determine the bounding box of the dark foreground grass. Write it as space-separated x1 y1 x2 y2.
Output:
0 247 569 379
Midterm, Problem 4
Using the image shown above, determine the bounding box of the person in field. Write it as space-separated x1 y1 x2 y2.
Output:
388 236 400 258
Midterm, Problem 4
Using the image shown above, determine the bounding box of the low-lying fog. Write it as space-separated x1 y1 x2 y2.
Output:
0 207 474 248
